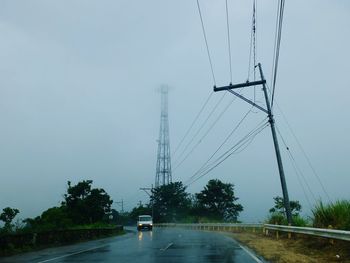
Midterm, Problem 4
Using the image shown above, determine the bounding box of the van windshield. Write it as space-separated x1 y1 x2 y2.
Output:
139 216 152 221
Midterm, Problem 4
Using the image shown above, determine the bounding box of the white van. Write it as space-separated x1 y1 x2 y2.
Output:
137 215 153 231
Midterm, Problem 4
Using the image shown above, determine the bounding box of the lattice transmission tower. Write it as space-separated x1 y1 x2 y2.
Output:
155 86 172 188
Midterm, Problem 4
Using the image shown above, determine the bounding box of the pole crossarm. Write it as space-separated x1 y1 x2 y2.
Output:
140 187 152 197
227 90 268 114
211 63 293 225
213 80 265 92
213 81 268 114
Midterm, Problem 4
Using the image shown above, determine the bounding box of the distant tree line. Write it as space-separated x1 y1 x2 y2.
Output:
129 179 244 223
0 180 114 234
0 179 244 234
1 179 349 233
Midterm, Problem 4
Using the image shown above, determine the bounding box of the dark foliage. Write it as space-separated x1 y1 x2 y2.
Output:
129 205 152 221
269 196 302 217
62 180 113 224
151 182 191 222
0 207 19 231
194 179 243 222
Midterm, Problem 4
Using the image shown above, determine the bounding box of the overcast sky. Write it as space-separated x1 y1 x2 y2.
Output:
0 0 349 222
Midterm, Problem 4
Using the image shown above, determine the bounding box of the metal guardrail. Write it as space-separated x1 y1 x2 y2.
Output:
155 223 262 228
264 224 350 242
155 223 262 233
154 223 350 242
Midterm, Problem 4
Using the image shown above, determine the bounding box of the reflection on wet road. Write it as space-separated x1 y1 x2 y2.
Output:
0 227 264 263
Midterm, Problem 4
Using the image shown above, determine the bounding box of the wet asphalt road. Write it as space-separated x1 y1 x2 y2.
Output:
0 227 264 263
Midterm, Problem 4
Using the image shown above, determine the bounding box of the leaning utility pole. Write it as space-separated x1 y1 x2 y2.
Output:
213 63 293 225
155 86 172 188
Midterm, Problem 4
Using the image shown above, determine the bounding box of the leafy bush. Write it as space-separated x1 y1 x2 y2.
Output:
312 200 350 230
69 222 117 229
292 215 309 227
267 196 308 226
267 212 286 225
267 213 309 227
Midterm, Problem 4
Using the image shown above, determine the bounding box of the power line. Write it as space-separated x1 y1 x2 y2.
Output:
225 0 233 83
172 91 213 156
247 0 257 83
173 92 227 166
196 0 216 86
288 152 314 210
271 0 285 108
186 108 252 180
266 81 331 203
276 126 317 208
174 93 235 170
186 121 269 187
202 118 268 172
274 102 332 203
252 0 257 102
246 0 260 111
186 120 269 186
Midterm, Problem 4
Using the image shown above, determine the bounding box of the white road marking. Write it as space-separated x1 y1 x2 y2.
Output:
160 242 173 251
238 244 263 263
36 244 108 263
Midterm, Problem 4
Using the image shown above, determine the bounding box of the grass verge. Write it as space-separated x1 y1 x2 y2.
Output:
228 231 350 263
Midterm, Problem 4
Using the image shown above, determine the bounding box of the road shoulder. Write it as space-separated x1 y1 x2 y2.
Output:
227 232 350 263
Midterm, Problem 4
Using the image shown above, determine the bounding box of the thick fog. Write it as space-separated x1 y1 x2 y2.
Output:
0 0 349 222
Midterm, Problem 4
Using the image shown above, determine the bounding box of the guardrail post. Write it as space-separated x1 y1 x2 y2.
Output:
275 223 279 239
328 225 335 244
32 233 37 245
288 224 292 239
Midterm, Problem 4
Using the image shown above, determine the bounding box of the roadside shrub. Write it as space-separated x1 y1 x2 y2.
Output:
69 222 117 230
292 215 309 227
267 213 308 227
312 200 350 230
267 212 285 225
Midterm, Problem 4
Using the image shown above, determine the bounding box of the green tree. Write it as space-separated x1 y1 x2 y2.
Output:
195 179 243 222
129 204 152 222
41 206 73 230
0 207 19 230
23 206 73 231
151 182 190 222
269 196 302 216
62 180 113 224
85 188 113 222
267 196 307 226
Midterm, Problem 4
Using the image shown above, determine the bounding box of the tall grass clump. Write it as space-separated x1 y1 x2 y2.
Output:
312 200 350 230
267 213 309 227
